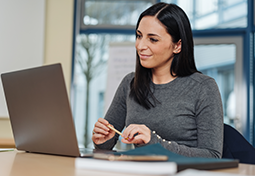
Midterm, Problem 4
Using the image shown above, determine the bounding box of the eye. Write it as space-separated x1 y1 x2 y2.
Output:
150 38 158 43
136 33 142 39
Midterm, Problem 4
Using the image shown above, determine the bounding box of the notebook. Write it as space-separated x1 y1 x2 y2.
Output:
1 63 95 157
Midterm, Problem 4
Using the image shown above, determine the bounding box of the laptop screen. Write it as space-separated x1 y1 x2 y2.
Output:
1 64 81 157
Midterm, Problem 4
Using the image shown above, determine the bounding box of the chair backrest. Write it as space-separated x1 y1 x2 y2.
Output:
222 124 255 164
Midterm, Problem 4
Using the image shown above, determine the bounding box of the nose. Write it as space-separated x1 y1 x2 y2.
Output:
136 38 148 51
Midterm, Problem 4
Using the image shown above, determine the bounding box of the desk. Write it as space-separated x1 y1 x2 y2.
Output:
213 164 255 175
0 150 254 176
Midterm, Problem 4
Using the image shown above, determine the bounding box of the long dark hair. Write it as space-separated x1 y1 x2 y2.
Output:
130 3 199 109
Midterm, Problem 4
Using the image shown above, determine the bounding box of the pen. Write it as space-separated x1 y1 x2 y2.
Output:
107 125 129 140
107 125 122 135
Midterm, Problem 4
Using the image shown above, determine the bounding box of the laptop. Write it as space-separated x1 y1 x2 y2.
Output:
1 63 95 157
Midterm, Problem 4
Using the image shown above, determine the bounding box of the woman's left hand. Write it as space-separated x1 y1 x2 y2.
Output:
121 124 151 145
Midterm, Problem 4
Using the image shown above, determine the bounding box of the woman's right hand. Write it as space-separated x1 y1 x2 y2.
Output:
92 118 116 145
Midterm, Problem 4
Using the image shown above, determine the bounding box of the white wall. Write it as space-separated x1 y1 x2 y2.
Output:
0 0 45 117
0 0 74 138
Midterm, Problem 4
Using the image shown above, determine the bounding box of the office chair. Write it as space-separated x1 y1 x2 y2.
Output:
222 124 255 164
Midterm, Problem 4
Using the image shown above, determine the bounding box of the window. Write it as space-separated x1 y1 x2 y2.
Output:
81 0 154 27
72 34 135 148
162 0 247 29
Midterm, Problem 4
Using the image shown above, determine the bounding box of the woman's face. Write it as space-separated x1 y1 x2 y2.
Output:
135 16 180 71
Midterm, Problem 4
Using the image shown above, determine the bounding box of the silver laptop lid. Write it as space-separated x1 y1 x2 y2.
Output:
1 63 80 157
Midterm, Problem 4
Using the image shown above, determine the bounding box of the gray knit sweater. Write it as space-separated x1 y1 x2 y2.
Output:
96 72 223 158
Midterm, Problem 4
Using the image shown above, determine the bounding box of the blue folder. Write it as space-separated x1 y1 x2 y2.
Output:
115 143 238 172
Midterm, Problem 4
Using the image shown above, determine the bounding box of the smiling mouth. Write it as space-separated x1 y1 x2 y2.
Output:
139 53 151 59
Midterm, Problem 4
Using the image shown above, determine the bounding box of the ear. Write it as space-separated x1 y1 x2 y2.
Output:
173 39 182 54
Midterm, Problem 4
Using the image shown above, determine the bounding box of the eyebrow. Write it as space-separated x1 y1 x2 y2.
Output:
136 30 161 38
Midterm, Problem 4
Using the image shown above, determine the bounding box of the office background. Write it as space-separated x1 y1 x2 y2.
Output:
0 0 254 150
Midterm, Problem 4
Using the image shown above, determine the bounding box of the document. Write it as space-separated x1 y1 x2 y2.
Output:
75 158 176 175
93 153 168 161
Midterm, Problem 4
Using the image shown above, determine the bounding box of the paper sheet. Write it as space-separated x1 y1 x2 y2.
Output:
75 158 176 175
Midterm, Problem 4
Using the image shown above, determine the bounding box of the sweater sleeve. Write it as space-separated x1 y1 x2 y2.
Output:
94 73 133 150
146 78 224 158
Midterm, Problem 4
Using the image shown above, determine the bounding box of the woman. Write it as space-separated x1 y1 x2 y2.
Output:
92 2 223 158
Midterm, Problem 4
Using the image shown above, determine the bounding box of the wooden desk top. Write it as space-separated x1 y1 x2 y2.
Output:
0 150 254 176
213 163 255 175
